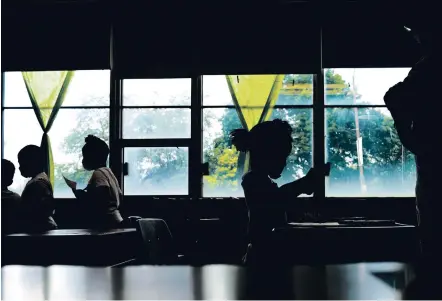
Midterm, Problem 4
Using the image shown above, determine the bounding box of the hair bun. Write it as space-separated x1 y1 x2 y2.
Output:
230 129 250 152
85 135 99 144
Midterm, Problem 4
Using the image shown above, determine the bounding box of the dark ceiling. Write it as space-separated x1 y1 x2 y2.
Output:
1 0 426 74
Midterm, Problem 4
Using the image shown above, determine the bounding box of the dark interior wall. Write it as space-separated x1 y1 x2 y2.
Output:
2 0 421 72
2 1 111 71
2 1 420 226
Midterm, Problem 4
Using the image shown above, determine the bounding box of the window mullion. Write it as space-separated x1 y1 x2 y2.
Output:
313 28 326 200
1 72 5 159
109 70 123 190
190 76 202 199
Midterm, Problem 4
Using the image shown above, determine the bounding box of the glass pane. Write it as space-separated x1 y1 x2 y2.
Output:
325 108 416 197
123 79 191 106
203 108 243 197
3 110 43 194
62 70 110 106
122 109 191 139
203 108 313 197
271 109 313 188
51 109 110 198
123 147 189 195
4 72 31 107
203 74 313 106
324 68 411 105
4 70 110 107
3 108 109 197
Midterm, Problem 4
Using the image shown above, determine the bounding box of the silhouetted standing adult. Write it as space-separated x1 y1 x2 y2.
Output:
384 15 442 265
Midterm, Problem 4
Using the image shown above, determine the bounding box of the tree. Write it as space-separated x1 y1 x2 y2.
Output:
54 98 110 195
57 71 416 198
55 93 218 196
203 72 416 196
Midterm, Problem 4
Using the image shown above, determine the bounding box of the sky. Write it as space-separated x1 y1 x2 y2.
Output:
336 68 410 105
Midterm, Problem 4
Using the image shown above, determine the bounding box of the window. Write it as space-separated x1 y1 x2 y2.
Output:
121 78 191 195
2 70 417 200
324 68 416 197
202 75 313 197
2 70 110 197
123 147 189 195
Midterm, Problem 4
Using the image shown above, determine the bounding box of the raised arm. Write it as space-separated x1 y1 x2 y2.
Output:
279 177 309 199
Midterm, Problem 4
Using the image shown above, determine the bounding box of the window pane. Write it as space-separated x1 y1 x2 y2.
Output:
203 108 313 197
324 68 411 106
4 72 33 107
271 109 313 188
203 108 243 197
3 101 109 196
3 110 43 194
51 109 110 198
122 109 191 139
62 70 110 106
123 147 189 195
203 75 313 106
325 108 416 197
4 70 110 108
123 79 191 106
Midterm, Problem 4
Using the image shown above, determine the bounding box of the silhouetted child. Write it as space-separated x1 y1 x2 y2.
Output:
2 159 21 234
67 135 123 228
18 145 57 232
231 119 318 262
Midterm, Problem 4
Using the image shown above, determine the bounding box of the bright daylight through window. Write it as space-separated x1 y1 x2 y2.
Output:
122 79 191 195
203 75 313 197
2 70 417 198
325 68 416 197
3 70 110 198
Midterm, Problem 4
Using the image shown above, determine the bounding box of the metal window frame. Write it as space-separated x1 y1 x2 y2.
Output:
313 28 326 199
202 105 314 109
0 70 113 193
117 77 198 197
2 106 109 109
1 72 5 159
0 65 415 201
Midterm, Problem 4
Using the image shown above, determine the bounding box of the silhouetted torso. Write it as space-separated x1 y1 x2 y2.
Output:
1 188 21 234
20 172 57 232
242 171 287 243
391 53 442 259
85 167 123 228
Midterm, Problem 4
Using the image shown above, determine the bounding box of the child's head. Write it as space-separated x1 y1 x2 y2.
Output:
18 145 45 178
2 159 16 189
82 135 109 171
231 119 293 179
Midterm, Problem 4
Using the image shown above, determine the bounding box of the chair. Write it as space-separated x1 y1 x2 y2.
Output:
135 218 184 264
121 216 142 228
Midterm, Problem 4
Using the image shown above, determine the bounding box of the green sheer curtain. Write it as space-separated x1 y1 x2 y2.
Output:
226 75 284 176
22 71 74 186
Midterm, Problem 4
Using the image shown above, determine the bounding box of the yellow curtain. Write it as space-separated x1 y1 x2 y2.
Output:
22 71 74 186
226 75 284 176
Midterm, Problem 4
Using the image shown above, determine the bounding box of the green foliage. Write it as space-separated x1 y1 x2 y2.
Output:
203 73 415 195
54 106 109 191
57 72 415 196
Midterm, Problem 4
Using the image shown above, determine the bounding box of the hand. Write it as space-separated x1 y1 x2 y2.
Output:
303 168 318 195
63 176 77 190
